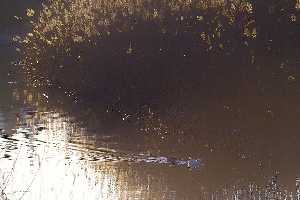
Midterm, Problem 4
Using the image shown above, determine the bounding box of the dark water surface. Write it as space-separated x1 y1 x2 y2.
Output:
1 0 300 199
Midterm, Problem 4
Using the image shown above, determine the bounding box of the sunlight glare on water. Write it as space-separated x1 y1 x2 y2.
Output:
0 87 299 200
0 89 190 200
2 0 300 199
0 108 120 200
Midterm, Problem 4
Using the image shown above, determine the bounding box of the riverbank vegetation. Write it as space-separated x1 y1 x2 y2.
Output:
16 0 300 108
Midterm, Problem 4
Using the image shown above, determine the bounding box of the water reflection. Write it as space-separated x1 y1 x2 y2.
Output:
5 0 300 199
0 86 300 199
0 88 206 200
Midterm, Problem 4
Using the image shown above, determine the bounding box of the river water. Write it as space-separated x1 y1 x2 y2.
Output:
1 0 300 200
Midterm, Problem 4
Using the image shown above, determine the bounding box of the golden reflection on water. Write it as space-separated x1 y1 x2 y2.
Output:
2 88 300 199
0 89 191 200
1 107 115 199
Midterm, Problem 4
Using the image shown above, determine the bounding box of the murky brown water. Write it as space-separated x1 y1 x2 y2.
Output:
1 77 300 199
2 0 300 199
